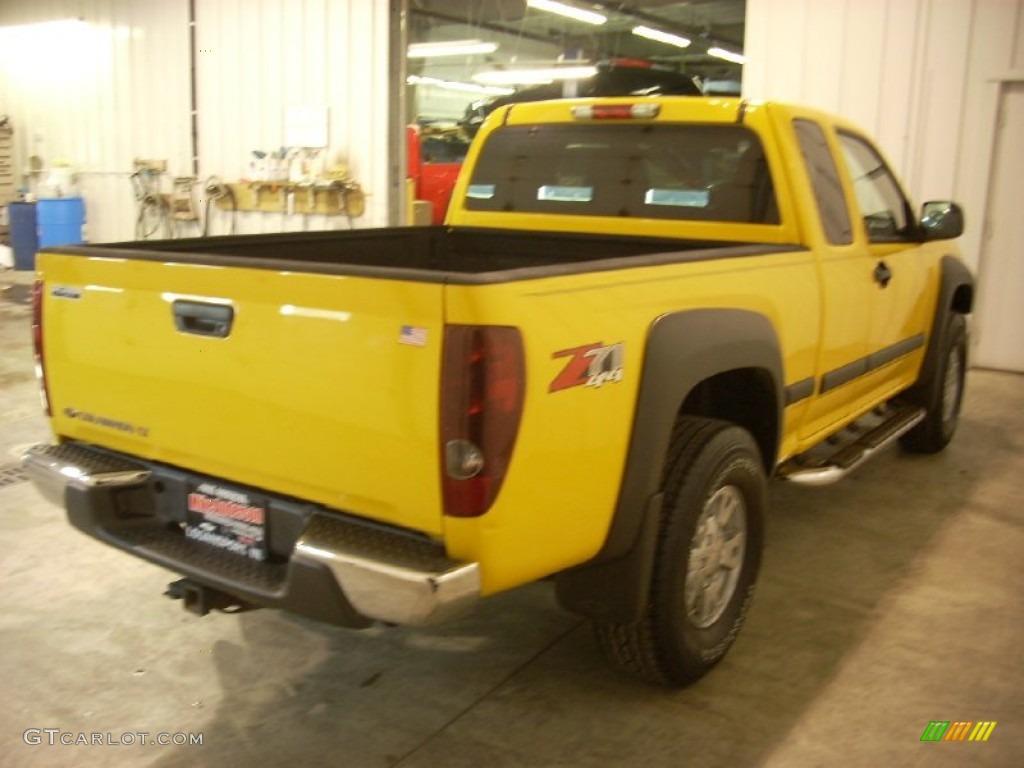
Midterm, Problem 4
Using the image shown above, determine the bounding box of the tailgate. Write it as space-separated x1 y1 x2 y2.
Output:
39 251 446 536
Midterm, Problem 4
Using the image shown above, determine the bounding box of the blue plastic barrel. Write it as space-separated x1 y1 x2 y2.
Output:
37 197 85 248
9 202 38 271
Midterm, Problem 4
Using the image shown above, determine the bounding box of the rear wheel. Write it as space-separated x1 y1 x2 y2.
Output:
594 418 765 686
900 314 967 454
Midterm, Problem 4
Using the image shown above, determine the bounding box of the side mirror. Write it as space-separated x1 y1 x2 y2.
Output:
920 201 964 241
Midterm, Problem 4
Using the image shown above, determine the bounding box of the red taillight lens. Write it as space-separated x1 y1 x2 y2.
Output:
441 326 525 518
31 279 52 417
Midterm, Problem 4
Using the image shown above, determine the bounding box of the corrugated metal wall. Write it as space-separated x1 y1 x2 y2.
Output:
195 0 393 235
0 1 192 242
0 0 393 242
743 0 1024 275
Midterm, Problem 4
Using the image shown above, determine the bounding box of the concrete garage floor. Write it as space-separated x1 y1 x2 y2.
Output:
1 267 1022 768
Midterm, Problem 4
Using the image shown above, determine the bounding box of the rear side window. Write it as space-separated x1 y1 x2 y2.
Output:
792 119 853 245
464 123 779 224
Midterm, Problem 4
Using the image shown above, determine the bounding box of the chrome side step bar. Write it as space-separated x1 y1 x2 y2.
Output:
778 404 926 487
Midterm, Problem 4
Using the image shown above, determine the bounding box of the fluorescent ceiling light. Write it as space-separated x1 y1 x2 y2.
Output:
631 25 691 49
527 0 607 26
408 39 499 58
0 19 92 79
473 66 598 86
407 74 513 96
0 18 88 35
708 47 746 64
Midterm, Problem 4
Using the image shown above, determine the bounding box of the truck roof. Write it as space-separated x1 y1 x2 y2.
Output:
491 95 845 131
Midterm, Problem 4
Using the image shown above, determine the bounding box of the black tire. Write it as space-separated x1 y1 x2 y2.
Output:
900 314 967 454
594 418 765 686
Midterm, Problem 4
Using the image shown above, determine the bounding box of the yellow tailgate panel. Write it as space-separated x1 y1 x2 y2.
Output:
40 252 446 536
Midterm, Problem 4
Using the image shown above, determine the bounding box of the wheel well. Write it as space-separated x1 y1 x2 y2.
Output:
952 283 973 314
678 368 778 470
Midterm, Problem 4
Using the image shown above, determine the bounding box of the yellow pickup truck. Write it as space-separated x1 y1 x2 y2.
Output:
25 97 973 686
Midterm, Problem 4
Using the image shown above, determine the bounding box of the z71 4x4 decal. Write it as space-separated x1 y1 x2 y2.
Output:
549 342 625 393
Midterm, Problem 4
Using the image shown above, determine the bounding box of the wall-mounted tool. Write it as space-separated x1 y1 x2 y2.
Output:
169 177 200 237
202 176 236 236
130 162 168 239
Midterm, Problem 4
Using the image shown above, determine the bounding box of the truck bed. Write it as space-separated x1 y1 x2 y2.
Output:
35 224 794 554
59 226 789 283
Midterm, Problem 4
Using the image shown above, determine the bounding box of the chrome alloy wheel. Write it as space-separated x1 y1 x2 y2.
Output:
942 346 963 424
685 485 747 629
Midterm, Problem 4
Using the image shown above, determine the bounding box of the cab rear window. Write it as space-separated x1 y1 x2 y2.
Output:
464 123 779 224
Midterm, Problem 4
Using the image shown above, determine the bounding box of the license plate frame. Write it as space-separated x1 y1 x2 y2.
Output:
185 482 268 563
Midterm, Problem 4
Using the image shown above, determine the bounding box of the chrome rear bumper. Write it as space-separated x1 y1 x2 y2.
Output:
294 516 480 626
24 442 151 505
23 442 479 628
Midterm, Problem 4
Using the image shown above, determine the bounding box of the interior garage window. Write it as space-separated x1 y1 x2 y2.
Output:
792 119 853 245
464 123 779 224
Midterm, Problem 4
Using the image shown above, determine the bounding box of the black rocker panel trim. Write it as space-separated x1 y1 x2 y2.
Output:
867 333 925 370
784 377 816 406
819 334 925 395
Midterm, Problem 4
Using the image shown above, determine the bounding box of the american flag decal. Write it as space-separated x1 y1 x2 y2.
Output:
399 325 428 347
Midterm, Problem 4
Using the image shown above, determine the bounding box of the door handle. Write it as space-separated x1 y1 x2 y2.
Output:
873 260 893 288
172 300 234 338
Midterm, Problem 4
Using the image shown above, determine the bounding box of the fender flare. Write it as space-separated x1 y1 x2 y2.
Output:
556 308 783 623
915 255 974 387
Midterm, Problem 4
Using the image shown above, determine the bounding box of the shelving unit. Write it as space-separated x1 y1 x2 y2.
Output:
217 180 365 218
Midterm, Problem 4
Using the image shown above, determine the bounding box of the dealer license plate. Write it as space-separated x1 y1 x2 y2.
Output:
185 482 268 562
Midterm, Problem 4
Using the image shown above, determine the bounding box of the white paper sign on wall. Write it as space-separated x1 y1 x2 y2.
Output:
285 105 329 148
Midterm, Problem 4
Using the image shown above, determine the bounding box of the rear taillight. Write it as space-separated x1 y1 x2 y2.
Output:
31 279 52 416
441 325 525 518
